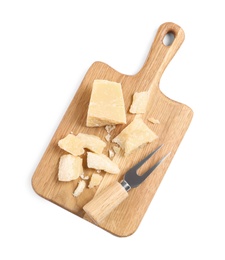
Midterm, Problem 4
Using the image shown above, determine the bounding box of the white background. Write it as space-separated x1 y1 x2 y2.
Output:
1 0 224 259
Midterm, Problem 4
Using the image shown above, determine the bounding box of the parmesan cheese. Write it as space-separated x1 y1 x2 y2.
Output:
105 125 116 133
76 133 106 154
104 125 116 142
58 134 84 156
112 116 158 155
148 117 160 124
87 152 120 174
86 80 127 127
108 149 115 158
73 180 86 197
88 173 103 188
58 133 106 155
80 174 89 180
58 154 83 181
129 91 149 114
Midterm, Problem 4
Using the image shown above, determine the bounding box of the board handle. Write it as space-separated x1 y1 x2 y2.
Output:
137 22 185 86
83 182 128 225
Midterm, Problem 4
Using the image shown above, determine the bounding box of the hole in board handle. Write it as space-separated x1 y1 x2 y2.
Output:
163 32 175 46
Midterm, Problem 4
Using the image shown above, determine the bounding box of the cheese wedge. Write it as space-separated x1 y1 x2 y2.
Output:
129 91 150 114
58 133 106 155
58 154 83 181
112 116 158 155
86 80 127 127
87 152 120 174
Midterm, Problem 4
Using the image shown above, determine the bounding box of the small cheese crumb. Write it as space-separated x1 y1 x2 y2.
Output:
104 125 116 142
148 117 160 124
105 125 116 134
88 173 103 188
108 149 115 158
80 174 89 180
73 180 86 197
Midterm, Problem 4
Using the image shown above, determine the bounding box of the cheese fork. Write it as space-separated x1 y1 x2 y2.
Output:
83 145 170 224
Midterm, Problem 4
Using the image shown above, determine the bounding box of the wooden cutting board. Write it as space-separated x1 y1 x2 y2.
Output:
32 22 193 237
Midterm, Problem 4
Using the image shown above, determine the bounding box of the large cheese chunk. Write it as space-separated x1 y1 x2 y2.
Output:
129 91 149 114
112 116 158 156
58 154 83 181
87 152 120 174
86 80 127 127
58 133 106 156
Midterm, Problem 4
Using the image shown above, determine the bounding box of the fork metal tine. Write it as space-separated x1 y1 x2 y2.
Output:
139 152 171 184
124 145 170 189
133 144 163 171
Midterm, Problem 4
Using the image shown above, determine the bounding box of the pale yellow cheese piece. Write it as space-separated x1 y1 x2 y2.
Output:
73 180 86 197
58 134 84 156
148 117 160 124
87 152 120 174
108 149 115 158
58 133 106 155
129 91 150 114
88 173 103 188
105 125 116 133
112 116 158 156
86 80 127 127
58 154 83 181
80 174 89 180
76 133 106 154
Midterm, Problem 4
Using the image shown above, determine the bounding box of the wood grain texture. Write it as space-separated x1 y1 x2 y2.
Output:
83 181 129 224
32 22 193 237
